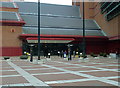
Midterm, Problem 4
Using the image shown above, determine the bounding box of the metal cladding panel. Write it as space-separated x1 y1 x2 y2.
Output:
16 2 80 17
20 15 38 26
1 2 15 8
0 11 19 21
16 2 106 37
40 16 99 29
22 27 105 36
21 15 99 29
40 3 80 17
16 2 38 14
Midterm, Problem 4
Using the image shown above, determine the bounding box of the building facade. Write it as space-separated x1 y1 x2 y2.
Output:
0 1 119 56
72 0 120 53
0 2 25 56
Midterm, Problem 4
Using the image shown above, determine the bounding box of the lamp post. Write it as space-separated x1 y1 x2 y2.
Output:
38 0 40 60
29 44 34 62
82 0 86 59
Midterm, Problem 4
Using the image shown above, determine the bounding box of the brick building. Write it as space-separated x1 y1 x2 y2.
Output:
72 0 120 53
0 1 119 56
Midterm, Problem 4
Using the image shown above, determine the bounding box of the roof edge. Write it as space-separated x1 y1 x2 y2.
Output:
0 20 26 26
20 34 108 39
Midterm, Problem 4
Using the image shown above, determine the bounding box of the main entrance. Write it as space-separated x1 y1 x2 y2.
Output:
22 43 67 56
22 42 84 56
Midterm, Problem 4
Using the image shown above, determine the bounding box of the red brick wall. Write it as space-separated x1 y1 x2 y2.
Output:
86 41 107 54
107 40 120 53
0 47 22 56
71 39 108 54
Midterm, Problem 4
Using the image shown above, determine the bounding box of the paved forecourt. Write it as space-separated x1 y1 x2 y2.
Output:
0 56 119 87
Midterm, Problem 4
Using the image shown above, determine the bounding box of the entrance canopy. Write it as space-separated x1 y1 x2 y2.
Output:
27 37 74 43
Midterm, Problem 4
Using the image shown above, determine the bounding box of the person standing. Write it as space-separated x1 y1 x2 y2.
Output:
73 51 76 58
116 51 119 59
60 50 64 58
44 48 48 58
68 48 72 61
64 51 67 58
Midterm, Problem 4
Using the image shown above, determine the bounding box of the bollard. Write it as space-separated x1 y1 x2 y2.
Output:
48 53 50 58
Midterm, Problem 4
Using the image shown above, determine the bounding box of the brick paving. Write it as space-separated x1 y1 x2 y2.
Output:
49 80 115 86
35 73 86 81
1 71 19 76
0 56 119 87
1 76 29 85
63 67 99 71
81 71 118 77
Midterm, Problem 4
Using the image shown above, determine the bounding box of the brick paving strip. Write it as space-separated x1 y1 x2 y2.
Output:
54 61 119 72
44 75 119 85
42 62 119 86
7 61 49 86
0 69 119 78
1 70 113 78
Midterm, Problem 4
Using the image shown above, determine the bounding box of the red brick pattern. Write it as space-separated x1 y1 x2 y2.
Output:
35 73 86 81
0 57 119 87
1 76 29 85
81 71 118 77
50 80 114 86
